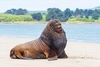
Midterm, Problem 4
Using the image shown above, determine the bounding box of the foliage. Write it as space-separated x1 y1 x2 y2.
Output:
46 8 100 22
1 7 100 23
46 8 64 22
46 8 72 22
92 12 100 20
74 8 84 17
5 8 28 15
64 8 73 18
31 13 42 21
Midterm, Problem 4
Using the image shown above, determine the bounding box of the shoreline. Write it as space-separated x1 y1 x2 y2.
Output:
0 37 100 67
0 22 100 24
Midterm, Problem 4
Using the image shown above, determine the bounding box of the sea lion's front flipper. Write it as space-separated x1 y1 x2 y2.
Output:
44 49 58 61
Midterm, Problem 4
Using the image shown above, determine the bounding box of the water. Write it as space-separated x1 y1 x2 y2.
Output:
0 23 100 44
63 24 100 44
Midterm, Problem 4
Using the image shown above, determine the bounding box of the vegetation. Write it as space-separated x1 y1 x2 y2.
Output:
28 11 47 14
31 13 42 21
5 8 28 15
0 13 33 22
0 7 100 23
46 8 100 22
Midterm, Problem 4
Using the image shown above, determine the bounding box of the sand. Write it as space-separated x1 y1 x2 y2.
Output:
0 37 100 67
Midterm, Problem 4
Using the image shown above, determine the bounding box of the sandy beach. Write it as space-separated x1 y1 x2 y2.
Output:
0 37 100 67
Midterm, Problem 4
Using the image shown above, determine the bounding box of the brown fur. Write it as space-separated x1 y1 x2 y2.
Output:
41 19 68 58
10 19 67 61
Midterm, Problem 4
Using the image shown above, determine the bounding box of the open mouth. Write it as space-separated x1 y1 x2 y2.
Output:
57 26 61 29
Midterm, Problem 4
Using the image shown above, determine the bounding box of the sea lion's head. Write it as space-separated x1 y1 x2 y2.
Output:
47 19 63 33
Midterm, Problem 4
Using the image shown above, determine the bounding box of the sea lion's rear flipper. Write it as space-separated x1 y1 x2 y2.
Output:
10 50 25 59
58 50 68 58
12 50 25 59
44 49 58 61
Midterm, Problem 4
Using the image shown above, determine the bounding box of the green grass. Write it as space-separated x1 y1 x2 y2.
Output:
0 13 33 22
0 13 47 23
0 13 100 23
67 16 96 23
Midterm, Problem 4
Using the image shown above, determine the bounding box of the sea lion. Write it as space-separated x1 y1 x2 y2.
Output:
10 19 67 61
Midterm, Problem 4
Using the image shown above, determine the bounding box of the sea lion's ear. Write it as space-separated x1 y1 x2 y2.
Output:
44 49 58 61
